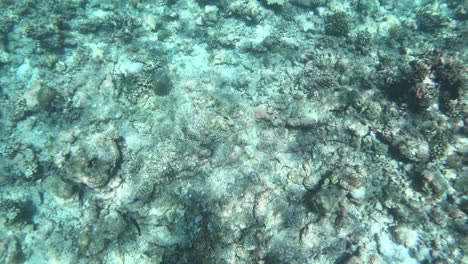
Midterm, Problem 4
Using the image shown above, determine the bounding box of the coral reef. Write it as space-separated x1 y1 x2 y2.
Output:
325 11 351 37
0 0 466 263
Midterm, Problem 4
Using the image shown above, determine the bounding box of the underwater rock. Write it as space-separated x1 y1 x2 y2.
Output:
98 210 127 240
65 134 120 188
157 30 171 41
0 0 467 262
24 18 65 51
446 152 468 169
397 138 430 162
49 177 76 200
36 85 57 109
454 172 468 194
142 225 183 247
229 0 265 23
410 78 439 110
243 232 258 251
307 185 346 214
0 235 23 263
152 69 174 96
417 170 450 198
76 231 91 253
416 7 447 32
365 102 382 120
12 148 39 180
202 5 219 25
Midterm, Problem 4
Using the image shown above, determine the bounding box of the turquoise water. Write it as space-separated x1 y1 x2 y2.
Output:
0 0 466 263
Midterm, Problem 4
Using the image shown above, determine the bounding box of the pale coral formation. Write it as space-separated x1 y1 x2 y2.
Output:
0 0 466 263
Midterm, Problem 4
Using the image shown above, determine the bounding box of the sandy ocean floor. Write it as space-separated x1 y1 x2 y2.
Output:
0 0 467 263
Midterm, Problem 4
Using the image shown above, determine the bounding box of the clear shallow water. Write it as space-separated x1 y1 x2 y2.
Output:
0 0 466 263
